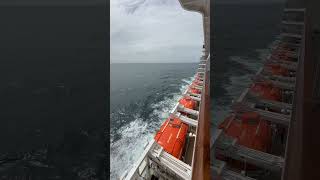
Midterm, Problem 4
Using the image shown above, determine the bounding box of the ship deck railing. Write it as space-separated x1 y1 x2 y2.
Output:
211 159 258 180
215 132 284 172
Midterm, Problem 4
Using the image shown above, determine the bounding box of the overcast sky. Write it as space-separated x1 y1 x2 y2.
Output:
110 0 203 63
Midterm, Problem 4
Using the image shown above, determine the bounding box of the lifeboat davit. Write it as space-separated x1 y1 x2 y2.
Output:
265 64 289 76
250 82 282 101
154 117 189 159
192 80 202 86
179 96 197 109
218 112 272 153
195 75 203 81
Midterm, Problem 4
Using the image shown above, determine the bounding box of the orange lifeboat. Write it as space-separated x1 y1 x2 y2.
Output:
271 51 294 62
216 113 272 171
189 86 201 94
179 96 197 109
218 112 272 153
250 82 282 101
154 117 189 159
265 64 289 76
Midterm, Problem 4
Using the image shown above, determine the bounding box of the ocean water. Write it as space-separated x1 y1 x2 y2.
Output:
110 63 197 179
211 3 285 131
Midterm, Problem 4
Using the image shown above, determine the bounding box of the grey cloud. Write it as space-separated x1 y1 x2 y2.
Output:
110 0 203 63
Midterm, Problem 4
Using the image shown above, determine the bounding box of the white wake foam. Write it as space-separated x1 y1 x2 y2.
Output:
110 76 193 179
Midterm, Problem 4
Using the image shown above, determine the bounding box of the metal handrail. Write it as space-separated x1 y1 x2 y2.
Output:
191 54 211 180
